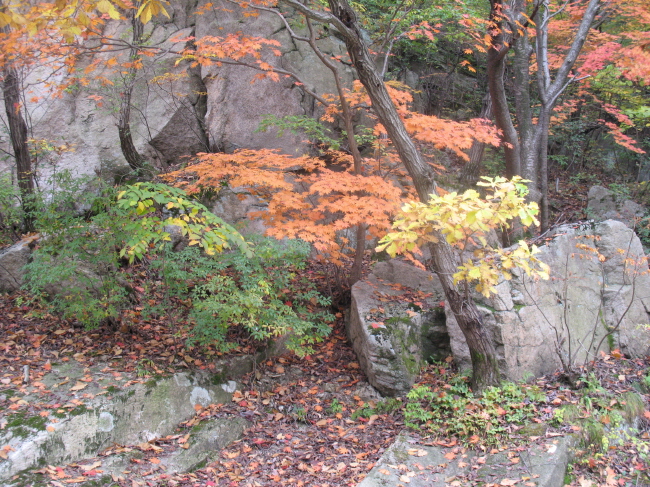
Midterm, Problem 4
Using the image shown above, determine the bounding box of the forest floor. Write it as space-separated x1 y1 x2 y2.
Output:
1 285 649 487
2 169 650 486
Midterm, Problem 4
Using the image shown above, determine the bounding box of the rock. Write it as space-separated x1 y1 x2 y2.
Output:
149 104 209 167
0 1 356 183
163 224 189 251
587 186 645 228
357 433 575 487
348 259 448 396
449 220 650 379
0 370 239 483
211 187 269 235
164 417 249 474
0 234 38 293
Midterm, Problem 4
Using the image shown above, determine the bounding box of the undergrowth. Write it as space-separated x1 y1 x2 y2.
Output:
404 372 537 446
21 173 333 356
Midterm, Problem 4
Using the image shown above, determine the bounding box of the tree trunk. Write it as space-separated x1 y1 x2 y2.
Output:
305 19 366 285
486 0 520 179
322 0 501 391
1 20 35 230
185 32 211 154
117 7 146 171
460 93 492 187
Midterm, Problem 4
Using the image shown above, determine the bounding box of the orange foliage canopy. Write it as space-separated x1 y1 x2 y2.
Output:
164 149 403 263
165 81 501 265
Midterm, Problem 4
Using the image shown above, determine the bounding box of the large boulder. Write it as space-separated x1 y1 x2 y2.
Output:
348 259 449 396
0 0 355 182
350 221 650 389
449 220 650 379
587 186 645 228
0 234 39 293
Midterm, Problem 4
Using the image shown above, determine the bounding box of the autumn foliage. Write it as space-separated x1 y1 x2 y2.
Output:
165 81 501 266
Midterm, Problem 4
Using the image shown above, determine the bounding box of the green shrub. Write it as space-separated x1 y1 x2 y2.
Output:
172 236 333 355
24 175 332 354
405 377 535 446
0 174 22 245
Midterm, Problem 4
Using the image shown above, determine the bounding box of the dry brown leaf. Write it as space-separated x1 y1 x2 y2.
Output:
69 382 88 392
444 451 456 460
407 448 427 457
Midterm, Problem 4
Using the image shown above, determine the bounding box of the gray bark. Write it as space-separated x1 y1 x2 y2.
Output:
117 4 146 171
1 6 35 230
487 0 601 230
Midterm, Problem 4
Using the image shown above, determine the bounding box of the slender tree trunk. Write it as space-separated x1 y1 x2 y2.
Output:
460 93 492 187
185 31 210 153
1 15 35 230
513 32 536 184
533 107 552 229
486 4 520 178
305 19 366 285
117 7 146 171
320 0 501 390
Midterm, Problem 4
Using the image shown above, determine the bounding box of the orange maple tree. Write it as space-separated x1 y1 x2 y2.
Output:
164 80 501 270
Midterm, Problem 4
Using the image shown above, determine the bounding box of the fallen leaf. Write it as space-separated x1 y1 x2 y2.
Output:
69 382 88 392
407 448 427 457
149 457 160 464
0 445 14 459
500 479 518 486
81 461 101 471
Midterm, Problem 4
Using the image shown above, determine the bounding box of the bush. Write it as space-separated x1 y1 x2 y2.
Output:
23 176 332 354
148 236 334 355
404 376 535 446
0 174 24 245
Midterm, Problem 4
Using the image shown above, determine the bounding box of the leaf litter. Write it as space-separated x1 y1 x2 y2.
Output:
1 262 649 486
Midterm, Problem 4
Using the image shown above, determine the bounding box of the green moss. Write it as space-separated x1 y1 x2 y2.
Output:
106 385 119 393
513 304 524 311
581 418 605 451
618 391 645 422
211 372 226 385
69 404 91 417
555 404 582 425
6 412 48 439
192 458 208 471
81 475 117 486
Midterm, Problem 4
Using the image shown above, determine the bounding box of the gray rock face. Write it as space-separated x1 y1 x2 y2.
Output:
0 235 38 293
350 221 650 387
587 186 645 228
348 259 448 396
0 0 354 184
164 417 248 474
449 220 650 379
211 187 269 235
358 433 575 487
0 370 241 483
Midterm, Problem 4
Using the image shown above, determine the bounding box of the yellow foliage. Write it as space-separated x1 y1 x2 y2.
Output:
377 177 550 297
